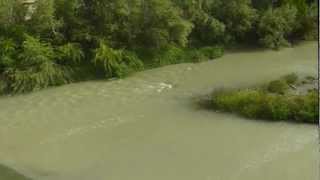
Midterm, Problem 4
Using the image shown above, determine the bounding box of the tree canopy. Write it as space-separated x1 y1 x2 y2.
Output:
0 0 317 94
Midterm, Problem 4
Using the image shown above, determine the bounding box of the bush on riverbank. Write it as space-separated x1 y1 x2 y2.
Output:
266 80 289 94
0 35 74 94
143 45 224 67
93 42 144 78
211 89 318 123
283 73 299 84
210 75 318 123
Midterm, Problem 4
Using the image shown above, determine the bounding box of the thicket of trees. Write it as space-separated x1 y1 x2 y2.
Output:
0 0 317 94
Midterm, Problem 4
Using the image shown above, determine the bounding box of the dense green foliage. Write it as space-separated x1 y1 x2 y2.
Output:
210 75 318 123
148 45 224 66
257 5 297 49
0 0 317 94
283 73 299 84
93 41 143 77
1 35 73 93
211 88 318 123
266 80 290 94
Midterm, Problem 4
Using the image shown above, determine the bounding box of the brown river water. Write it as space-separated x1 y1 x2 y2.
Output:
0 42 318 180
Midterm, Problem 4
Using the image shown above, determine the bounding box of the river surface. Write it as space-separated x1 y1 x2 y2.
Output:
0 42 318 180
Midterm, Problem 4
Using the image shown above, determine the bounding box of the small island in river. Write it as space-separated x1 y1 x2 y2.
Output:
207 73 318 123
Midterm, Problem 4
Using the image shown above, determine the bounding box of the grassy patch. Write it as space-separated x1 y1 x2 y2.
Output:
283 73 299 84
209 74 318 123
266 80 289 94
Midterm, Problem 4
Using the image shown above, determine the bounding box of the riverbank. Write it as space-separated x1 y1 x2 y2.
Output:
207 74 318 123
0 40 314 97
0 45 224 96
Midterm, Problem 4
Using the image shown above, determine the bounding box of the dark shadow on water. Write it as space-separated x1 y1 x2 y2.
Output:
0 164 32 180
192 95 213 111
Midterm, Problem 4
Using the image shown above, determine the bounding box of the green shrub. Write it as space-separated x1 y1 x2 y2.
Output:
268 96 290 120
4 64 72 93
2 35 72 94
0 79 6 94
210 88 318 123
144 45 224 66
242 104 261 119
212 89 263 113
305 75 316 81
184 49 208 63
0 38 17 70
93 42 143 78
295 2 318 40
296 90 318 123
153 45 185 66
55 43 84 65
117 50 144 77
282 73 298 84
257 5 297 49
184 46 224 63
267 80 289 94
198 46 224 59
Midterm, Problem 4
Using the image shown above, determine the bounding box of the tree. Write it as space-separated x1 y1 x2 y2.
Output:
81 0 192 49
257 5 297 49
0 0 27 27
3 35 71 93
173 0 226 46
213 0 257 42
252 0 274 9
54 0 90 43
27 0 61 37
93 41 143 77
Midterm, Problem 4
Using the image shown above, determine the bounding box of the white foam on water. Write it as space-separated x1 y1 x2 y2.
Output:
156 82 173 93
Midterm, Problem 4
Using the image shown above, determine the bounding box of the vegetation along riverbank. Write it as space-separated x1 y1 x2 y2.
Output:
208 74 318 123
0 0 317 95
